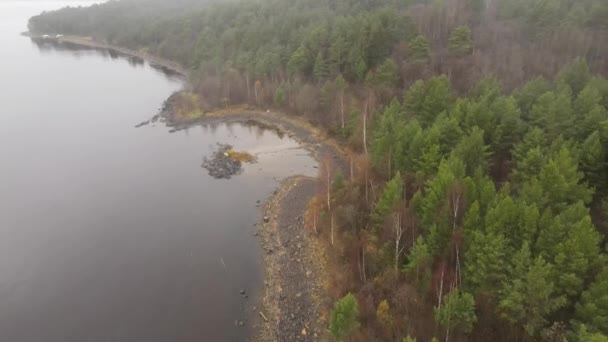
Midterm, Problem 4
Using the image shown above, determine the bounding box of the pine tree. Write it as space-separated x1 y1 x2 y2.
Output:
535 202 600 299
448 25 473 56
491 96 524 158
580 131 607 195
520 146 593 212
429 113 463 157
464 229 506 294
371 172 403 226
405 236 431 288
420 75 453 127
498 243 566 337
371 100 404 172
288 45 310 77
515 77 551 119
434 290 477 339
409 35 430 64
450 126 490 176
575 268 608 335
574 325 608 342
330 293 360 341
557 57 591 96
313 51 329 82
403 80 426 119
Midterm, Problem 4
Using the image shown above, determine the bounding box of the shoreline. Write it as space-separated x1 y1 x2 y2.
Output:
24 33 187 77
26 28 346 342
182 108 350 341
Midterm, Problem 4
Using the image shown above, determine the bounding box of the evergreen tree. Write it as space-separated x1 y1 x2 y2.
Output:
448 25 473 56
464 229 506 294
491 96 524 158
314 51 330 82
403 80 426 119
450 126 490 176
535 202 600 299
575 268 608 335
420 75 453 127
434 290 477 338
409 35 430 64
574 325 608 342
515 77 552 119
498 243 566 337
330 293 360 341
371 172 403 226
579 131 607 194
557 58 591 96
372 99 404 174
405 236 431 288
288 45 310 76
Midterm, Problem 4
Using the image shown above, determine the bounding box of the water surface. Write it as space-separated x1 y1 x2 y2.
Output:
0 2 316 341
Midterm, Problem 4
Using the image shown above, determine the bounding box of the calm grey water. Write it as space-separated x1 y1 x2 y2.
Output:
0 2 316 341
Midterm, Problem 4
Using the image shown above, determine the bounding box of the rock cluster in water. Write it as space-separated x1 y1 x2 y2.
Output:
201 144 243 179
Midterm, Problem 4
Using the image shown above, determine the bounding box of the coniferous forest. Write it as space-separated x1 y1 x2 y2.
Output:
30 0 608 340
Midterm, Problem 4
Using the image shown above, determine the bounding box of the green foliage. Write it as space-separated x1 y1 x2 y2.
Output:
405 236 431 288
448 25 473 55
404 75 453 127
515 77 552 119
498 243 566 337
558 58 592 96
314 52 330 82
372 99 404 172
450 126 490 176
371 172 403 226
464 229 506 294
408 35 430 64
574 325 608 342
434 290 477 335
274 84 287 106
575 269 608 335
330 293 360 341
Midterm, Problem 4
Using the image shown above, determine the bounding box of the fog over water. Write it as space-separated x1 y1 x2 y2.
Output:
0 2 316 341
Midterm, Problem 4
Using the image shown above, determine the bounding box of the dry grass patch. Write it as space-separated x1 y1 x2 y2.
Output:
226 149 256 163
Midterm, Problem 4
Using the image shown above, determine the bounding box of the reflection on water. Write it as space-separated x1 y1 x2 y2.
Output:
29 37 183 81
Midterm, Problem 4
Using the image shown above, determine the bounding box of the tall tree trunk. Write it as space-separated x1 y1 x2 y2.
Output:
363 101 368 155
365 170 369 205
330 213 335 246
340 93 345 129
326 167 331 211
246 72 250 103
362 248 367 282
393 213 404 276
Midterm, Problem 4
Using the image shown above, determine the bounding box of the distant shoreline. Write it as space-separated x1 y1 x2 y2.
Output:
23 33 187 77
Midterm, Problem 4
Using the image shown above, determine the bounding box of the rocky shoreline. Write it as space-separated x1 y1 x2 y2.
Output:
171 107 348 341
255 176 330 342
27 29 346 340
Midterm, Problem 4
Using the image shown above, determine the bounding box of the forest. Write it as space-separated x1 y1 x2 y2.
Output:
29 0 608 340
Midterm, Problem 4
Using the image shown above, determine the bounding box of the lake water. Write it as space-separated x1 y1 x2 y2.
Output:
0 2 316 341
